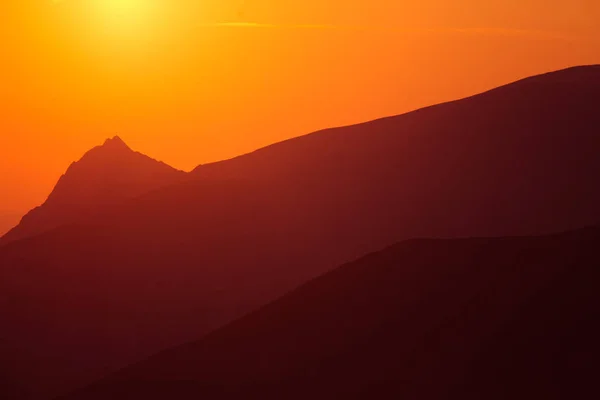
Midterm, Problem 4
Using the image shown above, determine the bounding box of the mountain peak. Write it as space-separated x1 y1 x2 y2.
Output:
0 136 184 245
102 136 130 151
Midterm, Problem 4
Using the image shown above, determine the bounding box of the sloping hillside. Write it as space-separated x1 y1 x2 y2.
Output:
66 225 600 400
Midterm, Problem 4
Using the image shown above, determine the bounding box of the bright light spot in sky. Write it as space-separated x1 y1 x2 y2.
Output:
52 0 164 38
92 0 158 32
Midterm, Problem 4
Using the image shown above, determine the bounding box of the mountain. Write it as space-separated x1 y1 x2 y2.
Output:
1 65 600 400
63 225 600 400
0 136 185 245
192 65 600 240
0 212 22 237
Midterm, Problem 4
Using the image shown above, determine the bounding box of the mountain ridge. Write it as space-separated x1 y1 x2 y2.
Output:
192 64 600 174
1 65 600 400
3 65 599 246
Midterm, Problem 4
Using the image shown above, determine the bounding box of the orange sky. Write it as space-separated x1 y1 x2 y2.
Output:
1 0 599 223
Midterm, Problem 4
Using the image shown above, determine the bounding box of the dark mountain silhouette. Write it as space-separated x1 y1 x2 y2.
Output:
63 226 600 400
0 212 21 237
0 136 185 245
1 65 600 400
191 65 600 240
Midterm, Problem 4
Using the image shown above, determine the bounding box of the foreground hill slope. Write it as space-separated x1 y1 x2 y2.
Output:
0 136 185 245
65 225 600 400
1 66 600 399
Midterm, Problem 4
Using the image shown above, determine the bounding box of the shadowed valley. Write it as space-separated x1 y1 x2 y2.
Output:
62 225 600 400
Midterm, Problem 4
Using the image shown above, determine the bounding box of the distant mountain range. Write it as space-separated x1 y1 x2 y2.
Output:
1 65 599 400
63 225 600 400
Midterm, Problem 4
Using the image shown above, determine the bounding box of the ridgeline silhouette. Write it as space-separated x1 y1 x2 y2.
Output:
1 66 600 400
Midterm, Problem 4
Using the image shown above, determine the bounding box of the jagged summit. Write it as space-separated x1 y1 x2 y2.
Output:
82 135 133 159
0 137 185 245
102 135 130 151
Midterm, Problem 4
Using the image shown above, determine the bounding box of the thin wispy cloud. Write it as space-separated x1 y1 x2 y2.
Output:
201 22 342 29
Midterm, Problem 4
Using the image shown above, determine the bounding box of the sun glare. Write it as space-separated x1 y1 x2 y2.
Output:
52 0 165 38
91 0 158 32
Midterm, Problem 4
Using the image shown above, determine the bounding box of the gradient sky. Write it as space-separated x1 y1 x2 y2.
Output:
1 0 599 227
